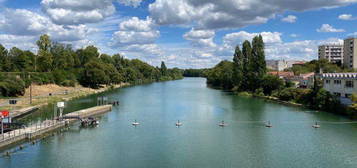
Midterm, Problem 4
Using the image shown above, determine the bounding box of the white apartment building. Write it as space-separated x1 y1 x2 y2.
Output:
318 44 344 65
321 73 357 104
343 38 357 69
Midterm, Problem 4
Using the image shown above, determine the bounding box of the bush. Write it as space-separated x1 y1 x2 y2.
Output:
261 74 284 95
254 88 265 97
0 75 26 97
276 88 309 102
52 70 77 87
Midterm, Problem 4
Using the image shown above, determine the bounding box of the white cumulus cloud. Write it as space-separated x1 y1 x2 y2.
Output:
117 0 143 7
111 17 162 59
0 9 95 50
223 31 282 48
317 24 345 32
111 17 159 46
281 15 297 23
41 0 115 25
149 0 357 30
338 14 356 20
183 29 216 48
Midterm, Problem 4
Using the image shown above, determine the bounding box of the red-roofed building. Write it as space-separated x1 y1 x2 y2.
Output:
268 71 295 79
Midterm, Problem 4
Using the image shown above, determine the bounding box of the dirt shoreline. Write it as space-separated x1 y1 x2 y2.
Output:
0 83 130 114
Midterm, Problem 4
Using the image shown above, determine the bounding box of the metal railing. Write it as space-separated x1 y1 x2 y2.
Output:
0 120 64 143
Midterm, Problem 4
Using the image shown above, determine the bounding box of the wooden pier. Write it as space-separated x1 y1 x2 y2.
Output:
0 105 112 150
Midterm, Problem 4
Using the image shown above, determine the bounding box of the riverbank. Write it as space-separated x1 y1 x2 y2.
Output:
0 83 129 115
236 91 357 119
236 91 304 107
0 105 112 151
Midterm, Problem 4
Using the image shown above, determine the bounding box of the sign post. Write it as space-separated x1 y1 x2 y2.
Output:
0 110 9 139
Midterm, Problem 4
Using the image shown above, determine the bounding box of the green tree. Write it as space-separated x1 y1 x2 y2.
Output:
100 54 114 65
241 40 252 90
8 47 31 71
207 61 234 89
233 45 243 89
261 74 284 95
161 61 167 76
249 35 267 90
0 44 9 71
36 34 51 51
79 61 110 88
51 43 75 70
37 35 53 72
77 45 100 65
37 50 53 72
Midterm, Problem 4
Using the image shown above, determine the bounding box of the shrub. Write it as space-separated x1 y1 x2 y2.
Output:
0 75 26 97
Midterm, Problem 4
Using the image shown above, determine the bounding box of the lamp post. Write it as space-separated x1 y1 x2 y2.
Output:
29 74 32 104
1 115 3 140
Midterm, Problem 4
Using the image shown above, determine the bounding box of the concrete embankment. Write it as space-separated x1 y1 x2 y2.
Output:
11 106 40 119
0 105 112 150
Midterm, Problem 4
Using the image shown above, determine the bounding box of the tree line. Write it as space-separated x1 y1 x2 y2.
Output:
205 35 350 116
0 34 183 97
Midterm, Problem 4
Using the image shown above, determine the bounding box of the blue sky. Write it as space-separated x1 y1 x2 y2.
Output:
0 0 357 68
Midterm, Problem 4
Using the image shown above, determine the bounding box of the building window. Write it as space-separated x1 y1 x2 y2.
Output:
334 80 341 85
325 80 330 84
345 94 352 98
345 81 354 88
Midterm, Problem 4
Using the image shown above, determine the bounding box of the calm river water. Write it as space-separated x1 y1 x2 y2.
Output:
1 78 357 168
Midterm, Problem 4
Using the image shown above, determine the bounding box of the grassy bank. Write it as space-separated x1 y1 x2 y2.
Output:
0 83 129 112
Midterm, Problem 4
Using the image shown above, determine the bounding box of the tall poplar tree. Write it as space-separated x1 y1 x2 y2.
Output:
242 40 252 90
250 35 267 91
233 45 243 89
160 61 167 76
256 35 266 77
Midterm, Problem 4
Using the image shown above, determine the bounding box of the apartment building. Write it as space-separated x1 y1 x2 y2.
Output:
321 73 357 105
318 44 344 65
343 38 357 69
266 60 306 71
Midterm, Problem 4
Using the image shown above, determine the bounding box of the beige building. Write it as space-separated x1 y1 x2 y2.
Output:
318 44 343 65
321 73 357 104
343 38 357 69
266 60 306 71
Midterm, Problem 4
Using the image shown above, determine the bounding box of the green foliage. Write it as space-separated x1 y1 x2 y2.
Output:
0 74 26 97
352 94 357 103
51 43 75 70
206 35 267 92
249 35 267 90
254 88 265 97
261 75 284 95
285 59 343 75
183 69 208 77
77 45 100 66
233 45 243 89
206 61 234 89
52 70 76 87
36 34 51 51
37 50 53 72
160 61 167 76
0 34 183 93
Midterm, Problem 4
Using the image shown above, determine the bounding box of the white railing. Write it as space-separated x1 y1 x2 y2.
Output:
0 120 64 143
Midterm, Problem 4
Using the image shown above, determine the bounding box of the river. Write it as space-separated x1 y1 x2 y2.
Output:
1 78 357 168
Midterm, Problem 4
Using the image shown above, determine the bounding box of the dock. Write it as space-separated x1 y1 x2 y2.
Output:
0 105 112 150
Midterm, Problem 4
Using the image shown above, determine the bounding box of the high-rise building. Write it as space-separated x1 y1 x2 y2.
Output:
343 38 357 69
318 44 344 65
